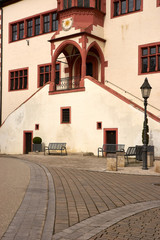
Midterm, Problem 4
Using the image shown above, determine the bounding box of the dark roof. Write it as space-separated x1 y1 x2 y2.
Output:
0 0 21 7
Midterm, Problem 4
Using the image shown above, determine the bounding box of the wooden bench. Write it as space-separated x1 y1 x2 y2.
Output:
124 147 136 164
98 144 125 157
44 143 67 155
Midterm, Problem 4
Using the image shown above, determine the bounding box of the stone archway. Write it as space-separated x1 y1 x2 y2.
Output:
49 40 84 92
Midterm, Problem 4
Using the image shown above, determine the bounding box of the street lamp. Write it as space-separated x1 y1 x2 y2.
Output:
140 78 152 170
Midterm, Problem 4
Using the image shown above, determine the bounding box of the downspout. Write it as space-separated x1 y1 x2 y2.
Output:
0 6 3 125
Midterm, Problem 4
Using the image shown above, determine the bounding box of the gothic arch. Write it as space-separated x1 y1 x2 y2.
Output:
86 41 105 83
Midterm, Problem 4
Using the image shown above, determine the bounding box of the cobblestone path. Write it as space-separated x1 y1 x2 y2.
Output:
90 207 160 240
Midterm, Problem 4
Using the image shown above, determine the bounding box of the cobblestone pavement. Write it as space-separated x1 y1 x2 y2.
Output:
1 154 160 240
90 207 160 240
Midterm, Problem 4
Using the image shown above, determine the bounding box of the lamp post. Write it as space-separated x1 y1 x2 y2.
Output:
140 78 152 170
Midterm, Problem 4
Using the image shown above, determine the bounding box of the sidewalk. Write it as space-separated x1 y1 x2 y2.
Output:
1 154 160 240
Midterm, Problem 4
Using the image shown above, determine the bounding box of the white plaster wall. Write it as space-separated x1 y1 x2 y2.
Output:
0 78 160 156
2 0 57 122
104 0 160 110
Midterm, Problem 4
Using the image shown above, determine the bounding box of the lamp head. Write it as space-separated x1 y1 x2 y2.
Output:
140 78 152 99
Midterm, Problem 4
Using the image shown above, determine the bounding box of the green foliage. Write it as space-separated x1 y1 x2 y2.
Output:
33 137 42 144
142 118 149 145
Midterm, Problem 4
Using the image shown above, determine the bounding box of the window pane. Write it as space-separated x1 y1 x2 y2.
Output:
19 22 24 39
43 15 50 33
20 70 23 76
135 0 141 11
56 64 60 70
121 0 126 14
27 19 33 37
11 72 14 78
15 71 18 77
158 46 160 53
45 73 49 83
55 72 59 84
24 77 27 89
150 56 156 72
128 0 134 12
99 0 101 10
150 47 156 55
114 2 119 16
142 48 148 56
68 0 72 8
24 70 27 76
84 0 90 7
19 77 23 89
62 109 70 123
15 78 18 90
40 67 44 73
52 13 58 31
142 58 148 73
63 0 67 9
12 24 17 41
78 0 83 7
10 79 14 90
158 56 160 71
35 17 40 35
40 75 44 86
45 66 50 72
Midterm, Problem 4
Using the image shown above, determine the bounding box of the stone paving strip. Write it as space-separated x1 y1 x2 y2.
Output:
52 200 160 240
1 160 55 240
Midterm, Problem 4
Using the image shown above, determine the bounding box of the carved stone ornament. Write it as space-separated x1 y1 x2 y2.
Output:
62 17 73 31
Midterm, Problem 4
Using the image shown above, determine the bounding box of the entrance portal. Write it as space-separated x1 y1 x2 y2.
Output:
23 131 33 154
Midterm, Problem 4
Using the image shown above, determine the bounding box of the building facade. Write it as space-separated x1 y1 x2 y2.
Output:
0 0 160 155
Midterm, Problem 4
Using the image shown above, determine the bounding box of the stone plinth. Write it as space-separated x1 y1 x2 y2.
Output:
117 152 125 167
106 153 117 171
147 152 154 167
154 157 160 173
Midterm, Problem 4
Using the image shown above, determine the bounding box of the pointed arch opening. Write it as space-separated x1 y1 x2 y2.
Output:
86 41 105 83
50 40 85 92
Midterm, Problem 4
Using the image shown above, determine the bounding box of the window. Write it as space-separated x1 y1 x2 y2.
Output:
52 12 58 31
112 0 142 17
9 68 28 91
27 19 33 37
38 63 60 87
63 0 72 9
77 0 90 7
35 124 39 130
95 0 101 10
43 14 50 33
61 107 71 124
35 17 40 35
12 24 17 41
97 122 102 129
19 22 24 39
10 10 58 43
139 43 160 74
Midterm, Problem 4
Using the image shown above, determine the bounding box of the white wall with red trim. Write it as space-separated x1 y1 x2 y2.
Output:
0 77 160 156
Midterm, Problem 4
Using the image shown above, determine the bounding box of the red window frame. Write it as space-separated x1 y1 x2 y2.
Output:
111 0 143 18
9 9 58 43
60 107 71 124
138 42 160 75
38 62 60 88
9 67 28 91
